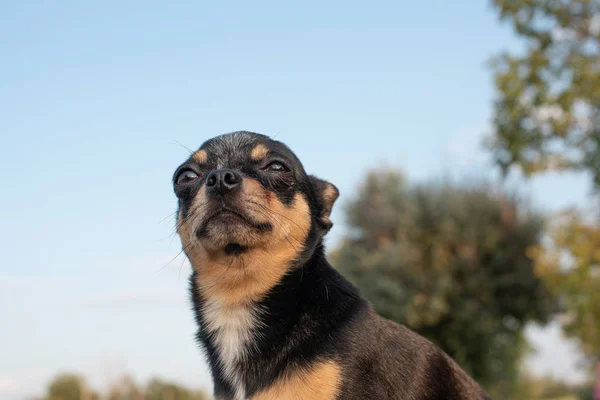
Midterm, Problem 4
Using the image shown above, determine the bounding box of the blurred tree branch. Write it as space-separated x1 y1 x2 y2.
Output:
488 0 600 185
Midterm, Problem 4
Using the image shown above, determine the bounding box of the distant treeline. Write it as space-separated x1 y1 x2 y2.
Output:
32 373 211 400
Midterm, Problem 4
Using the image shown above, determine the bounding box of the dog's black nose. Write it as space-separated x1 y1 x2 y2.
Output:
206 169 242 195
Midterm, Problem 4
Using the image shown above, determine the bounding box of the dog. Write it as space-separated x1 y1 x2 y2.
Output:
173 131 490 399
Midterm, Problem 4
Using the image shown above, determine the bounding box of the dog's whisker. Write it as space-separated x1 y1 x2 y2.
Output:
245 205 303 250
246 200 307 232
173 140 195 155
159 240 196 272
158 211 178 224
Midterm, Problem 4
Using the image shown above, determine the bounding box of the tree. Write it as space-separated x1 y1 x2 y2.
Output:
331 169 554 397
46 373 98 400
39 373 211 400
513 371 595 400
107 375 144 400
144 378 209 400
488 0 600 186
488 0 600 365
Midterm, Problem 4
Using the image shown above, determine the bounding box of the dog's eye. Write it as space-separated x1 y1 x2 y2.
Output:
175 170 199 185
264 161 289 172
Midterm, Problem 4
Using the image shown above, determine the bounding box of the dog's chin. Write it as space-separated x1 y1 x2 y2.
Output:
196 213 270 252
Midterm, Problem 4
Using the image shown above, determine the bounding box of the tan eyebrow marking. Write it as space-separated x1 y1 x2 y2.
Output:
193 149 208 164
250 144 269 161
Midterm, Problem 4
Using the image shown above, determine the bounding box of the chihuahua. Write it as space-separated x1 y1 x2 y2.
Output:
173 131 489 400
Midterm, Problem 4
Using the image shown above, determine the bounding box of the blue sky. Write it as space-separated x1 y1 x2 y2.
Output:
0 1 592 398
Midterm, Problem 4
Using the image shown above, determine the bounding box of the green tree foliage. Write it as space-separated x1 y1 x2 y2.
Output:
331 169 554 396
488 0 600 185
144 378 209 400
46 373 98 400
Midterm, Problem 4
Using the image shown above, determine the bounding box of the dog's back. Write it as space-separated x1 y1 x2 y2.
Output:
340 309 489 399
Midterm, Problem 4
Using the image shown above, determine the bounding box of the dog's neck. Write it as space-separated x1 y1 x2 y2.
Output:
189 244 364 399
190 232 322 306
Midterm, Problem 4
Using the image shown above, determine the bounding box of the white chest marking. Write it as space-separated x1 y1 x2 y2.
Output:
202 299 259 400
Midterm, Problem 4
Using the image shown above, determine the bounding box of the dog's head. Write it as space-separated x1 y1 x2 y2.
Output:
173 131 338 303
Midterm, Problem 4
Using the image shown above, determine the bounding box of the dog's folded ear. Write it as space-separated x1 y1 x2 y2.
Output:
309 175 339 234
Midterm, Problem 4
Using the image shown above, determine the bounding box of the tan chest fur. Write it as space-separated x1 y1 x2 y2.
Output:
250 361 342 400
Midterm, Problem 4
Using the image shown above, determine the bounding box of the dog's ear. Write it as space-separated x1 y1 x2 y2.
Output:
309 175 339 234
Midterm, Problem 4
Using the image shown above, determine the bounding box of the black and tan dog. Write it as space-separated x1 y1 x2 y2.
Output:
173 131 490 400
